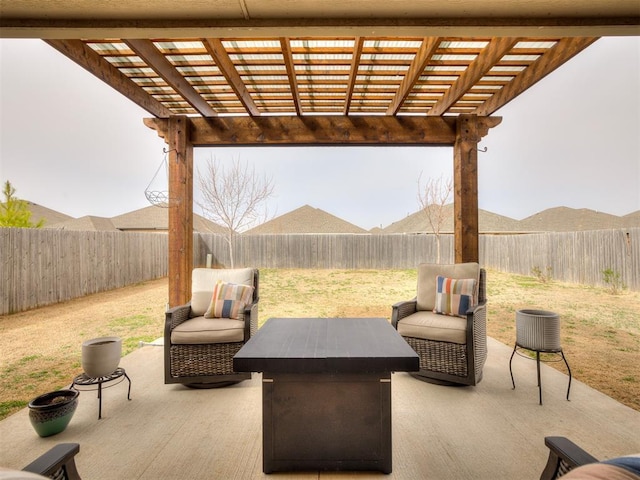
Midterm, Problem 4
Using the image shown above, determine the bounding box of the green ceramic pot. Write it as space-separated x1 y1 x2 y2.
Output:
28 389 79 437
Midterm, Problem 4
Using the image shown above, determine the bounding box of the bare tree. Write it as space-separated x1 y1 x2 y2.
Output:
197 156 275 267
417 173 453 263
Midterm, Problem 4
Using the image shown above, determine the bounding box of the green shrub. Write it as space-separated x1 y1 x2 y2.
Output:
602 268 626 295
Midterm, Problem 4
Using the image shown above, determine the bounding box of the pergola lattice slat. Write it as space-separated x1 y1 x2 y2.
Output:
43 36 600 119
125 39 218 117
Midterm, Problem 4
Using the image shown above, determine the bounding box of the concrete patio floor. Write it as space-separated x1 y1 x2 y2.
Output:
1 337 638 479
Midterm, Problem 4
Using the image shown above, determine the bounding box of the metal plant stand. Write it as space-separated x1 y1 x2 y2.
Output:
509 310 571 405
71 367 131 419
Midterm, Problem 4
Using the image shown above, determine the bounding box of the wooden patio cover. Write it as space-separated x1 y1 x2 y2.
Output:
2 1 638 305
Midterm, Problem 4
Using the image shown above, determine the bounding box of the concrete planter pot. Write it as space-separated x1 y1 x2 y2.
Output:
81 336 122 378
515 309 561 351
28 389 79 437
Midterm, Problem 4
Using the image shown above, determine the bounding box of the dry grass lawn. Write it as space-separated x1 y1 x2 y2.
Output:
1 268 638 421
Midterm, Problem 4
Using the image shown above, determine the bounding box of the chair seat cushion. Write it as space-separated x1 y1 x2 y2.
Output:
397 310 467 344
170 316 245 344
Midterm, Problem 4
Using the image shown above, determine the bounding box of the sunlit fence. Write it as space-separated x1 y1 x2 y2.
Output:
2 227 638 314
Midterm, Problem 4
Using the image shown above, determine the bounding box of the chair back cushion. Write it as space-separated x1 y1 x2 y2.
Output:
416 263 480 312
190 268 255 317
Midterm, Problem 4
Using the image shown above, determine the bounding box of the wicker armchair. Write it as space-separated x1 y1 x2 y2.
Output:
540 436 640 479
391 263 487 386
21 443 81 479
164 268 259 387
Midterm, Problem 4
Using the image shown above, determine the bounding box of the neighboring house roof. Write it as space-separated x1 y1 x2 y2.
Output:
111 206 227 234
28 202 73 226
245 205 368 234
39 204 227 233
622 211 640 228
383 205 638 233
18 201 640 234
111 206 170 231
47 216 118 231
518 207 626 232
382 204 521 234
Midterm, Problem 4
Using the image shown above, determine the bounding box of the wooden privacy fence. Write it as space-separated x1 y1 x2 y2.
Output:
2 227 638 314
480 228 640 289
195 233 455 270
1 228 168 315
196 228 640 289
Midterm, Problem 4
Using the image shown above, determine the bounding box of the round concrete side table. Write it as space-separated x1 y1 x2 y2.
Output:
509 309 572 405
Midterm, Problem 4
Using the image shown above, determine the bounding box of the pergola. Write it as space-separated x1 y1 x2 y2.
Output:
2 1 638 306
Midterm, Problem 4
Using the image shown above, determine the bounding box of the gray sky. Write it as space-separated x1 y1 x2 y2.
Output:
1 37 638 231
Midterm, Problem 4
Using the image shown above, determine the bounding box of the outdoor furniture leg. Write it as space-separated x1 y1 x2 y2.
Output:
537 351 543 405
97 381 103 419
509 343 517 389
561 350 572 401
124 371 132 401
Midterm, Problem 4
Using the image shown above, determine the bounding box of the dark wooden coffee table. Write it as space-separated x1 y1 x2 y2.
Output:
233 317 419 474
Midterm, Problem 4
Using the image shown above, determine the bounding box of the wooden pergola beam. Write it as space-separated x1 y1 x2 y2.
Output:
144 115 463 146
474 37 598 116
386 37 440 115
428 37 519 116
344 37 365 115
125 39 218 118
280 38 302 115
203 38 261 116
6 16 638 38
45 39 172 118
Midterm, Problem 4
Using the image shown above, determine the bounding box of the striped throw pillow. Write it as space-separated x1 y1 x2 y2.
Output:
433 276 477 318
204 280 254 320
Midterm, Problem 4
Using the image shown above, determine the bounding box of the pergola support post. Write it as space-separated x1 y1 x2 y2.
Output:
453 114 481 263
167 116 193 307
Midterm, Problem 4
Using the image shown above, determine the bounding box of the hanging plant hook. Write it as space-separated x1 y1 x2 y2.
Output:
144 150 171 208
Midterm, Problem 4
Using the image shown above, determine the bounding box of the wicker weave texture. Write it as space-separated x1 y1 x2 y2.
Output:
404 336 468 377
473 306 488 378
169 305 191 330
557 459 573 477
170 343 244 377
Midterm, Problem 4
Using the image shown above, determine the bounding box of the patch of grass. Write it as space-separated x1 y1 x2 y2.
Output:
0 400 28 418
512 275 545 288
19 355 41 364
123 336 158 353
108 314 153 329
27 370 52 380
